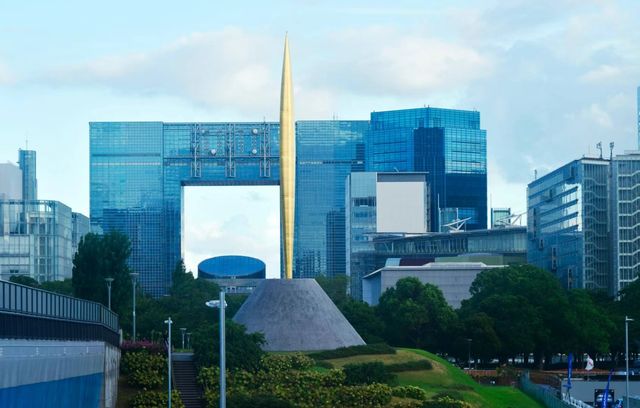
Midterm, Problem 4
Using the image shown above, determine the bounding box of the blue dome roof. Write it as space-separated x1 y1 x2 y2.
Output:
198 255 266 279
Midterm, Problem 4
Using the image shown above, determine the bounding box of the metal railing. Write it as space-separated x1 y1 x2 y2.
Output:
520 372 586 408
0 280 118 333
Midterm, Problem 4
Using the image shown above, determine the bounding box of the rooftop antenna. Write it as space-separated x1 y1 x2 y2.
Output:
596 142 603 159
534 169 538 180
609 142 614 160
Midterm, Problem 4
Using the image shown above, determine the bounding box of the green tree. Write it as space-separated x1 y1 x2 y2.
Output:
315 275 386 343
72 231 133 319
376 277 457 351
40 279 74 296
9 275 40 287
565 289 615 355
460 264 574 366
192 320 264 371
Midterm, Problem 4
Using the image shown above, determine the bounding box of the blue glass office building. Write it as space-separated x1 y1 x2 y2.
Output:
90 121 367 295
527 159 611 292
295 121 367 277
367 108 487 230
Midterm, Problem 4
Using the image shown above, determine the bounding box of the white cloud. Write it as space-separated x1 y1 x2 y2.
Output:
42 28 281 117
0 62 14 85
579 65 622 83
316 27 494 97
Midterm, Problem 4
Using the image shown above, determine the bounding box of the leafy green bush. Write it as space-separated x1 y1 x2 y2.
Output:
386 360 433 372
309 343 395 360
392 385 428 400
388 400 424 408
422 396 472 408
227 393 295 408
122 351 166 388
130 390 184 408
343 362 396 385
332 383 392 407
259 353 314 372
431 391 464 402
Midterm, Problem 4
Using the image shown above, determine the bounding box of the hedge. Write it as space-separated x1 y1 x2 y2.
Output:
392 385 428 401
122 351 166 388
386 360 433 372
309 343 396 360
130 390 184 408
343 362 396 385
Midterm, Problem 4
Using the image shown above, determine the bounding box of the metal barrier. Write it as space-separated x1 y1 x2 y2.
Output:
520 372 589 408
0 280 119 345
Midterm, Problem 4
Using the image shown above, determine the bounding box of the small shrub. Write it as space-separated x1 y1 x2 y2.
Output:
309 343 396 360
122 351 166 388
121 340 166 355
386 360 433 372
392 385 428 401
431 391 464 402
332 383 392 407
227 393 295 408
259 353 314 372
343 362 396 385
422 396 473 408
388 400 423 408
130 390 184 408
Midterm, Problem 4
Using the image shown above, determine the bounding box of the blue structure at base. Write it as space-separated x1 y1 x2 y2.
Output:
0 373 103 408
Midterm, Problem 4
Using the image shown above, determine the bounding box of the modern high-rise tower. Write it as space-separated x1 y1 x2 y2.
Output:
18 149 37 201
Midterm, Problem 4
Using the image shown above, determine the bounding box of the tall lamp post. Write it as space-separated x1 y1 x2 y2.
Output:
165 317 173 408
105 277 114 310
180 328 187 350
625 316 634 407
206 291 228 408
130 272 139 341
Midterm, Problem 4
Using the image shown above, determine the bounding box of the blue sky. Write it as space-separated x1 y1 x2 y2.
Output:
1 0 639 275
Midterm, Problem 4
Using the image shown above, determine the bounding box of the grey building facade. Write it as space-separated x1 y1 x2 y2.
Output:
362 262 502 308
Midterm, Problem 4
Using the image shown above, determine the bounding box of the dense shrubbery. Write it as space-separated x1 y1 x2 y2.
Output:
392 385 428 401
309 343 396 360
121 351 166 388
259 353 314 372
129 390 184 408
227 393 295 408
386 360 433 372
121 340 166 355
343 362 396 385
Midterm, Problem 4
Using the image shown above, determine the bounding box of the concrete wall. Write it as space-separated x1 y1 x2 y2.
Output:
0 339 120 408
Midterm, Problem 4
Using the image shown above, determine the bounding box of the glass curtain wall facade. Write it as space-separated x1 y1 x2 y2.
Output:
611 152 640 293
368 108 487 231
18 150 37 201
91 121 368 295
345 172 378 299
0 200 73 282
295 121 367 278
527 159 611 292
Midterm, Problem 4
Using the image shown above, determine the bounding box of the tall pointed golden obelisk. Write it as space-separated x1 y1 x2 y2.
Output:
280 34 295 280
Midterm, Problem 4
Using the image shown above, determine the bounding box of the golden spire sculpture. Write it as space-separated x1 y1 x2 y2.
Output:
279 34 295 280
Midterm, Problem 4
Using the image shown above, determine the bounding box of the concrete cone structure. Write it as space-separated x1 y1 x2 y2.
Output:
233 279 366 351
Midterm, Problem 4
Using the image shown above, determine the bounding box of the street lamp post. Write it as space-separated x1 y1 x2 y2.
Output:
105 277 114 310
625 316 634 407
206 291 228 408
130 272 139 341
180 328 187 350
165 317 173 408
466 339 472 370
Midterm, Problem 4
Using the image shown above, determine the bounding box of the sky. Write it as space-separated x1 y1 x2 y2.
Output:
1 0 639 275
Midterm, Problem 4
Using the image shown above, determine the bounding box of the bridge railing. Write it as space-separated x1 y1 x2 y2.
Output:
0 279 119 343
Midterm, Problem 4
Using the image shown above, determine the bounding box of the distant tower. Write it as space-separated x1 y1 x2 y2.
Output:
279 34 295 280
637 86 639 149
18 149 37 200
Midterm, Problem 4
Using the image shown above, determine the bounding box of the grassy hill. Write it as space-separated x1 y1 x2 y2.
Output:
320 348 543 408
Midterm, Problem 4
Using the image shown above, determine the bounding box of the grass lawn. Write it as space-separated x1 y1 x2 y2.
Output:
322 348 543 408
